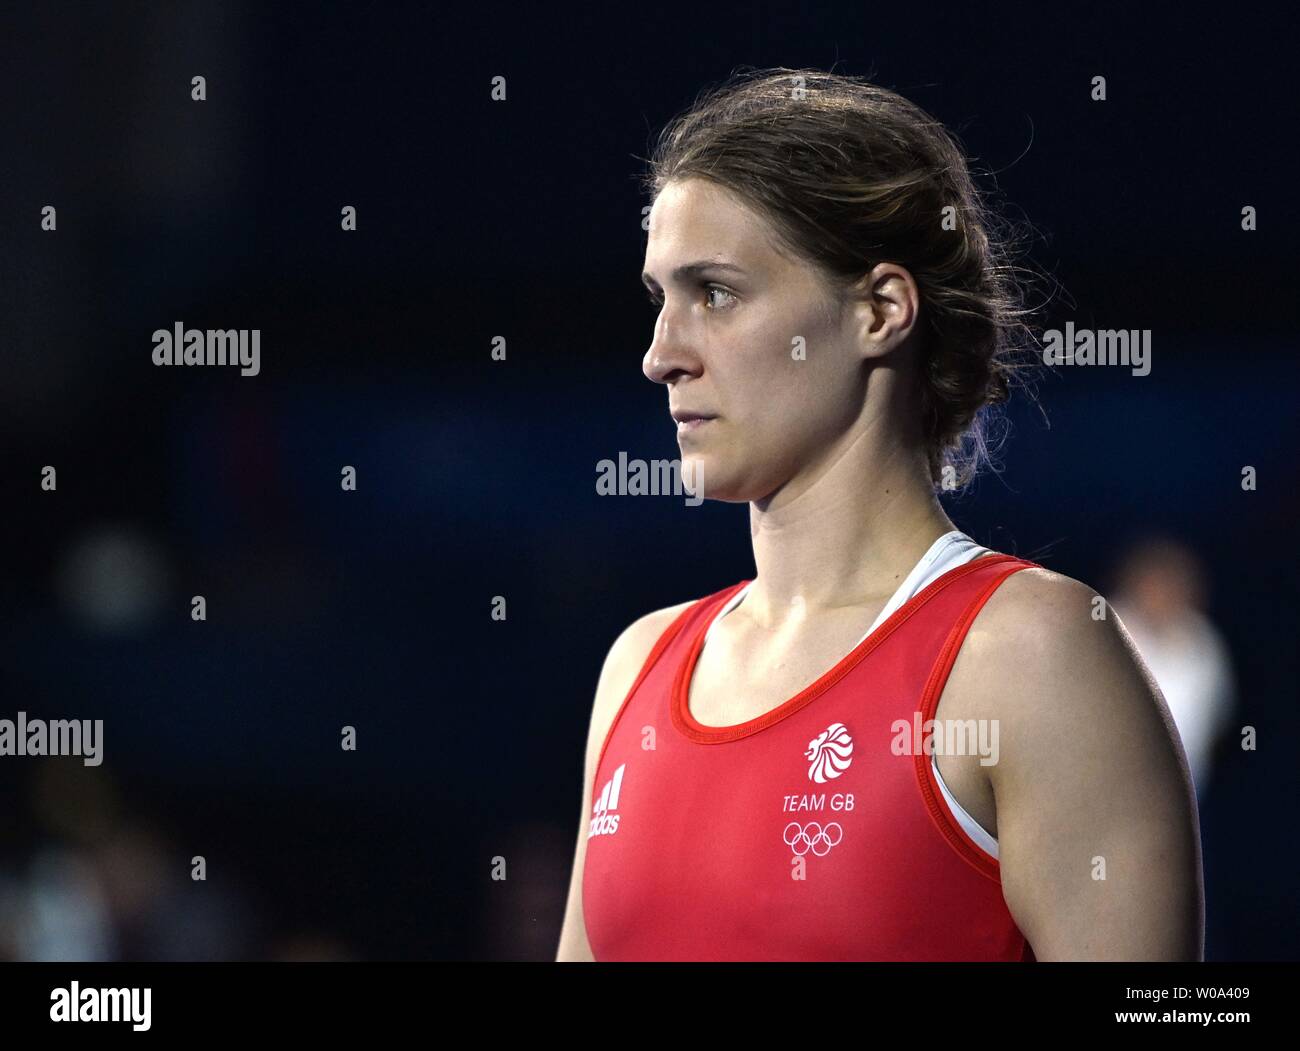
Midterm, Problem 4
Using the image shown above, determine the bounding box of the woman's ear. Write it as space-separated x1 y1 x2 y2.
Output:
847 263 920 362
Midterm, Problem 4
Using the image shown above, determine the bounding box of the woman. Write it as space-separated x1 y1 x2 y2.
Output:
556 68 1202 961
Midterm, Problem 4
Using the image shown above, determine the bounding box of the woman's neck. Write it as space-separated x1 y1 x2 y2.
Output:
743 429 955 628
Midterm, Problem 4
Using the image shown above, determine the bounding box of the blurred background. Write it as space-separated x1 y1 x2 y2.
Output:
0 2 1296 960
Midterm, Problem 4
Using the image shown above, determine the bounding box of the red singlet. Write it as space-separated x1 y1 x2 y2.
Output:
582 552 1040 961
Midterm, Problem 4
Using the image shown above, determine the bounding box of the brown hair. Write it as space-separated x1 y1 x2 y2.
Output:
643 66 1046 489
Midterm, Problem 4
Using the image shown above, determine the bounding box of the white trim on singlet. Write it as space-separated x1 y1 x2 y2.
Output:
705 530 1000 858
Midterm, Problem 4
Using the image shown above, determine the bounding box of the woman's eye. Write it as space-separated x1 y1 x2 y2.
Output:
644 285 736 311
705 285 736 310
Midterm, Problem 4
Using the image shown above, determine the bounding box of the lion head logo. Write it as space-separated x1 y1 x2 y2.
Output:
805 722 853 783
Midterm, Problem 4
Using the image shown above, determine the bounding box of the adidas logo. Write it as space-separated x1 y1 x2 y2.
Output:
588 763 625 838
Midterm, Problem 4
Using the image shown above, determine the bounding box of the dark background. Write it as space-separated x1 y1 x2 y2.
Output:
0 2 1295 960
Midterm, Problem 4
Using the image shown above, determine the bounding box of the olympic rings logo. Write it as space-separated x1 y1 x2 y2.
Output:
783 821 843 857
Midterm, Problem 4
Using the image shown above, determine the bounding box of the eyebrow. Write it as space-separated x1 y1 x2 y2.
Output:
641 261 748 289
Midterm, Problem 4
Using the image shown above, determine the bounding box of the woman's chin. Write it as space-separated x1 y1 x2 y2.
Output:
678 456 754 504
678 454 708 501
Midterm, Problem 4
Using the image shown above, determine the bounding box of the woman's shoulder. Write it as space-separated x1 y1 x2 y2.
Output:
585 596 708 735
978 561 1105 631
598 590 723 689
607 599 698 663
605 579 748 663
963 561 1127 669
956 561 1170 746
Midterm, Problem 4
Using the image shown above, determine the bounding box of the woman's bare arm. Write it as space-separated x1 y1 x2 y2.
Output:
951 568 1204 961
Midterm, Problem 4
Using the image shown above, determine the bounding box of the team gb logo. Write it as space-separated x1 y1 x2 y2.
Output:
806 722 853 783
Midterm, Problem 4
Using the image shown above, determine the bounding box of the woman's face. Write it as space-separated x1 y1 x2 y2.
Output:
641 177 878 504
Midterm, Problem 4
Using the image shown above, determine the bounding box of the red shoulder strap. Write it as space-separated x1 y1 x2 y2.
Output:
914 555 1039 881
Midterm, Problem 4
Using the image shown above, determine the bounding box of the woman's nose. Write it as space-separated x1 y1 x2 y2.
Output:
642 309 698 384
